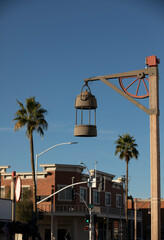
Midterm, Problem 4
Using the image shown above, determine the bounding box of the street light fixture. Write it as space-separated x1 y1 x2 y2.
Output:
75 55 161 240
35 141 78 188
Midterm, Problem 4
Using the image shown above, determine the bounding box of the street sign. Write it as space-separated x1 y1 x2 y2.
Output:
88 204 93 209
15 176 22 202
91 178 96 188
87 177 97 188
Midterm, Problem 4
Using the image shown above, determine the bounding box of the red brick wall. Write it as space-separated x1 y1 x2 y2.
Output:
37 171 55 196
0 168 124 211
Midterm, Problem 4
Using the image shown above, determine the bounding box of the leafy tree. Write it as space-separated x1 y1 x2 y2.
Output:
115 133 139 240
16 188 33 223
14 97 48 212
4 186 11 199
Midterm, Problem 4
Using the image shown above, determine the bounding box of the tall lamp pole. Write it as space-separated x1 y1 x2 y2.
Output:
35 141 78 187
75 56 160 240
35 141 78 240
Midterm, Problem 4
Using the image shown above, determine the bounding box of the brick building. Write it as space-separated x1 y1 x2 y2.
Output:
0 164 136 240
128 198 164 240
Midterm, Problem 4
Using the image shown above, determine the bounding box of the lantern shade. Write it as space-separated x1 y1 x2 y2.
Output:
74 86 97 137
74 124 97 137
75 90 97 109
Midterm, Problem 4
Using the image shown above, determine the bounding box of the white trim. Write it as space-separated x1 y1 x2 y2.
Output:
2 172 48 180
0 166 10 173
22 185 30 188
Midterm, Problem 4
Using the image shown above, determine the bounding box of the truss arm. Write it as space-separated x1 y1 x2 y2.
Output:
100 77 155 115
84 67 158 115
84 67 157 82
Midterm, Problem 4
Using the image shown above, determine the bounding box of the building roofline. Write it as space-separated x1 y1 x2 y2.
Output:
134 198 164 201
1 171 49 180
90 169 115 179
40 163 85 170
0 166 11 169
40 163 85 168
0 166 11 173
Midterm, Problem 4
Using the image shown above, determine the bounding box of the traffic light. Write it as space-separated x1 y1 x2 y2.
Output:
98 176 105 191
101 177 104 190
99 176 105 191
86 214 90 223
84 226 89 231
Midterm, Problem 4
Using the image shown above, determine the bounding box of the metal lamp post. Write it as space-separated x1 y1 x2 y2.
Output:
75 56 161 240
35 141 78 240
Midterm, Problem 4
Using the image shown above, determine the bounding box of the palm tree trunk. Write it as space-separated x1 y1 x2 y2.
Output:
125 156 129 240
29 133 37 213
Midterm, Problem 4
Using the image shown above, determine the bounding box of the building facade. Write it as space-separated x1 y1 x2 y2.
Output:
0 164 138 240
128 198 164 240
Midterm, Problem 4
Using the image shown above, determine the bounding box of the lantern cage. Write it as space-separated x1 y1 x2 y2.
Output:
74 84 97 137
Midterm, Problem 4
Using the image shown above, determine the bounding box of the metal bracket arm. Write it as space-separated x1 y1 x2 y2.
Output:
100 77 156 115
84 67 157 82
84 67 158 115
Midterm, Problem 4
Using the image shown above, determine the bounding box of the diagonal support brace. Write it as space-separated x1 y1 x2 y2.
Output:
84 67 158 115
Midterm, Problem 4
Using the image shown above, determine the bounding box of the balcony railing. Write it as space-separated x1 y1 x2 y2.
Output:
37 203 142 221
37 203 88 214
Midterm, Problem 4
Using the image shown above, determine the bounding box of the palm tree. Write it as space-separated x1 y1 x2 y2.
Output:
14 97 48 213
115 133 139 240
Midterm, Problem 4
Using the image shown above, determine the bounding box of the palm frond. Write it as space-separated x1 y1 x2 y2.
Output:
16 100 24 109
115 133 139 161
14 97 48 138
14 121 24 131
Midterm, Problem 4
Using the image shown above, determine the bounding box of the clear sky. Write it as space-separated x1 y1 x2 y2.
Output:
0 0 164 199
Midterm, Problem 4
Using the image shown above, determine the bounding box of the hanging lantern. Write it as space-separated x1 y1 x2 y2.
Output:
74 84 97 137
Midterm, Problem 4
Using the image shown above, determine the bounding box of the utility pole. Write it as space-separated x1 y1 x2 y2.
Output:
79 55 161 239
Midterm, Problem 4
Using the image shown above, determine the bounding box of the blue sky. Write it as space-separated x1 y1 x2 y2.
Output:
0 0 164 199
